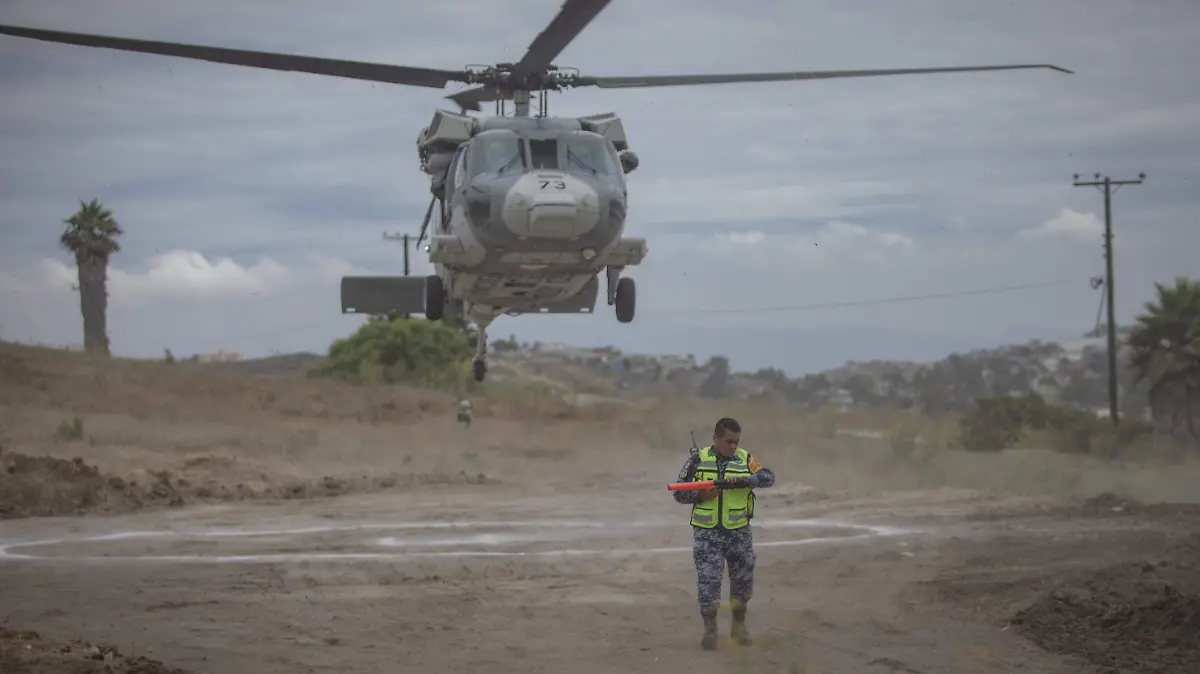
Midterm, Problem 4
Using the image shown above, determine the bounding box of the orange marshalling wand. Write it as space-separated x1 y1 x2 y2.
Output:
667 480 715 491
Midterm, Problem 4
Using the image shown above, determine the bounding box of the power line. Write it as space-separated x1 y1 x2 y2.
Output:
643 277 1090 316
203 277 1095 343
1073 171 1146 429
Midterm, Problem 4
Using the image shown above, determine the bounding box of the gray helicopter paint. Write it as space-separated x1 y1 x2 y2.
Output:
431 125 632 312
477 116 585 133
500 172 602 238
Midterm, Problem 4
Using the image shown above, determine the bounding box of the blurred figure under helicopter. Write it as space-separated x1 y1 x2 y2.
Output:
457 399 473 429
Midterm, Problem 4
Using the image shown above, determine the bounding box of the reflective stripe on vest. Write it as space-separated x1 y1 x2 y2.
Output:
690 445 755 529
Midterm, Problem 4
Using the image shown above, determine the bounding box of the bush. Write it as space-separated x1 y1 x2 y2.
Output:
309 317 473 389
1039 413 1156 457
956 393 1045 452
956 392 1155 456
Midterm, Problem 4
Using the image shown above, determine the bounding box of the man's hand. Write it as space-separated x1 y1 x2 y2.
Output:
713 477 752 489
696 488 719 501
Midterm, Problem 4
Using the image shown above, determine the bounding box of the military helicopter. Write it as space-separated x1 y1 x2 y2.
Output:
0 0 1072 382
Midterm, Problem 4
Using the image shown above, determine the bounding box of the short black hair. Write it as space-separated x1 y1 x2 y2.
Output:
714 417 741 436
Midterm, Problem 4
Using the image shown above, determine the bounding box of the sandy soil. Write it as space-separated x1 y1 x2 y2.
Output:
3 342 1200 673
4 470 1200 673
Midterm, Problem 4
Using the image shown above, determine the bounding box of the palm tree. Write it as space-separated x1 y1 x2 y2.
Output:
1126 276 1200 447
58 199 123 355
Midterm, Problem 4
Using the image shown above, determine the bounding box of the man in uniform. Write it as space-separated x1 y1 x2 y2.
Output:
673 417 775 650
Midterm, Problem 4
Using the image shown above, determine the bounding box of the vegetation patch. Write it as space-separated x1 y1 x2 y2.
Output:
956 392 1156 456
308 315 476 389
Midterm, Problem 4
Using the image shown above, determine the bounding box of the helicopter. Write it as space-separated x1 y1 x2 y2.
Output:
0 0 1072 382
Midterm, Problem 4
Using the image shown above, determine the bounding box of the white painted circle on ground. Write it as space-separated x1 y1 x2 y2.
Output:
0 518 919 564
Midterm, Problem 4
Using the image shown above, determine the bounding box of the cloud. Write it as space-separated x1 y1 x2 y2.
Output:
2 0 1199 374
38 251 291 302
694 220 915 267
1 251 371 356
1018 208 1104 244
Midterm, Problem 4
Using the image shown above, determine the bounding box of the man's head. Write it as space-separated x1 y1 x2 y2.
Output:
712 417 741 457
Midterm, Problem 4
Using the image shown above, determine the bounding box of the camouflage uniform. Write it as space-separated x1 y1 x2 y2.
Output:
674 447 775 649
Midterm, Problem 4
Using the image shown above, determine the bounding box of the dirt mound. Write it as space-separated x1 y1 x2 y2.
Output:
966 491 1200 523
1082 491 1142 510
1076 491 1200 521
0 447 494 520
0 448 182 519
0 627 187 673
1011 538 1200 674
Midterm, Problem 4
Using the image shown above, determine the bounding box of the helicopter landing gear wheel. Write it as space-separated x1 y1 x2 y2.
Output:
615 277 636 323
473 360 487 382
425 275 444 321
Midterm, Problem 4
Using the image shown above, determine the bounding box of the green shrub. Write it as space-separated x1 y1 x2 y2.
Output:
956 393 1043 451
309 317 473 389
55 416 84 441
957 392 1155 456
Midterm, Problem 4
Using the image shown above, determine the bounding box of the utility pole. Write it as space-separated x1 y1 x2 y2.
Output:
382 231 413 276
1072 172 1145 428
383 231 415 319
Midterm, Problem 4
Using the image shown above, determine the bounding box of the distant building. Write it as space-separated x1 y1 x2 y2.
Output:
196 349 243 363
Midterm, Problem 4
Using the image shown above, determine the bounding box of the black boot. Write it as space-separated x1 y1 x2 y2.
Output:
730 599 753 646
700 605 719 651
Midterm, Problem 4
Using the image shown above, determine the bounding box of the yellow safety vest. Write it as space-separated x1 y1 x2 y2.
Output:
690 445 755 529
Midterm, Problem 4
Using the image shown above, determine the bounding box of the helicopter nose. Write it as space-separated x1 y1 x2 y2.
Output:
503 174 601 238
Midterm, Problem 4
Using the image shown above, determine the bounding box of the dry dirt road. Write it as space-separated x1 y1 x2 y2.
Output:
3 474 1198 674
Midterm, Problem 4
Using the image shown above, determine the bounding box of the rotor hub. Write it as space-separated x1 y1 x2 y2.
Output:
463 64 584 94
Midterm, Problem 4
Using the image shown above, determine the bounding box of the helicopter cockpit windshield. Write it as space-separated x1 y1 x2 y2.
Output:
523 133 619 177
561 133 619 177
470 132 526 177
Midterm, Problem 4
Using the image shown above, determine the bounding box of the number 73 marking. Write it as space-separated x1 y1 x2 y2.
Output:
539 180 566 190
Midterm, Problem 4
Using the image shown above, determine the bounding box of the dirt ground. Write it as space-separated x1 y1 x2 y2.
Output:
3 343 1200 674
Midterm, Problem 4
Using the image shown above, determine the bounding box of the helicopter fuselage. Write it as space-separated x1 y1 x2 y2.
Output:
420 113 645 323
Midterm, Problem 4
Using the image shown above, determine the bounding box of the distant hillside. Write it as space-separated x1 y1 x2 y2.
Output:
188 328 1147 417
484 329 1149 417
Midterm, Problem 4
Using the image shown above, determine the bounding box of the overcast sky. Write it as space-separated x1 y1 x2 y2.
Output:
2 0 1197 375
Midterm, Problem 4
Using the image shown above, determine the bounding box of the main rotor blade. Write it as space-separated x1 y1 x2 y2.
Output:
584 64 1073 89
513 0 613 76
445 0 614 111
446 85 507 112
0 23 470 89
